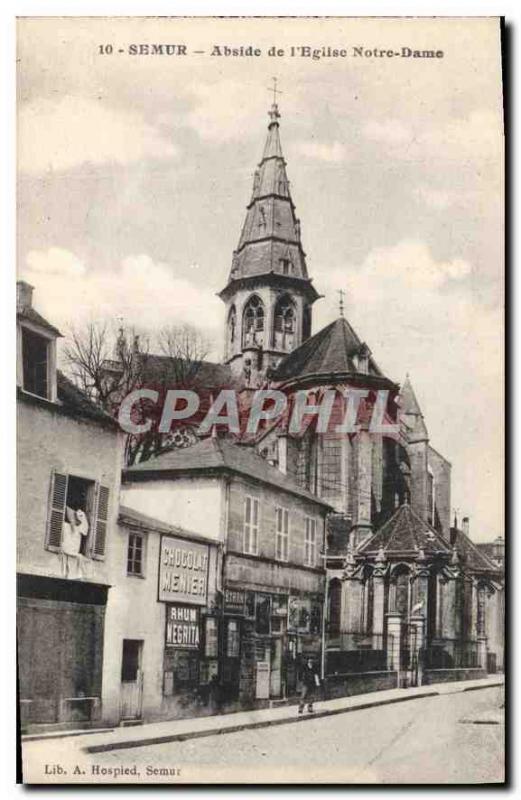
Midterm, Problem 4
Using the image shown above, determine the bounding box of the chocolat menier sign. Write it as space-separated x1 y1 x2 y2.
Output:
159 535 209 605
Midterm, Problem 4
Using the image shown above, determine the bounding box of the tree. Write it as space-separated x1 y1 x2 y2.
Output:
62 321 210 466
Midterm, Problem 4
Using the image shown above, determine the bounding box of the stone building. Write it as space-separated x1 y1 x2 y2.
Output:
16 282 125 731
214 100 504 688
120 436 331 708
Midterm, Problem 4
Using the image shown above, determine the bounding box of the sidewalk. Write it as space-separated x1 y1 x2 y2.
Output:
23 674 504 755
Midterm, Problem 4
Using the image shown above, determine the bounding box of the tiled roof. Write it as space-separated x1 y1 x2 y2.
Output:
124 435 331 507
137 354 237 390
358 503 451 557
119 505 217 545
270 317 388 384
18 307 62 337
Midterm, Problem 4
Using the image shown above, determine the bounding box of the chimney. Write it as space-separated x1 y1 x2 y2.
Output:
462 516 470 537
17 281 34 312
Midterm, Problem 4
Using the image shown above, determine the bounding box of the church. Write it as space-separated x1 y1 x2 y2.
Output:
211 93 504 687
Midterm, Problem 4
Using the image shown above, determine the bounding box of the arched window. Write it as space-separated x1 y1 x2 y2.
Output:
242 295 264 347
390 565 411 617
273 294 296 351
228 306 236 345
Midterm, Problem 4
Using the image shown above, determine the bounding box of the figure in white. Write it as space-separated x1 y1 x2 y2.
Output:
61 508 89 579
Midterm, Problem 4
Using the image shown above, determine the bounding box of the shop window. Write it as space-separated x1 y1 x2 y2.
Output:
275 507 289 561
127 533 145 576
244 495 259 555
46 472 108 560
22 326 49 399
226 620 240 657
304 517 317 566
204 616 218 658
255 594 271 635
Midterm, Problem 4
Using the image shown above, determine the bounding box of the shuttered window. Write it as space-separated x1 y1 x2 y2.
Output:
45 472 109 560
92 484 110 560
244 496 259 555
276 507 289 561
304 517 317 566
46 472 68 551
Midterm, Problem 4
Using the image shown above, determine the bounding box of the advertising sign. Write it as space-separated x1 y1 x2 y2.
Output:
165 604 200 649
224 588 245 615
159 535 209 605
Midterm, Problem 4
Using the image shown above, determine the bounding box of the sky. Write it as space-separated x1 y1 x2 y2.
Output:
17 16 504 541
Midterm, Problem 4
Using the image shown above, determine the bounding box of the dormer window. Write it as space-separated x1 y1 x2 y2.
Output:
22 327 50 399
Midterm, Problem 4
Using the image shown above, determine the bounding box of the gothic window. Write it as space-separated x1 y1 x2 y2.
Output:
228 306 236 345
427 466 435 526
273 294 296 351
279 258 291 275
242 295 265 347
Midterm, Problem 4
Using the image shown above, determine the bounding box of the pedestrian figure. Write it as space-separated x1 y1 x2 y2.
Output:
298 658 320 714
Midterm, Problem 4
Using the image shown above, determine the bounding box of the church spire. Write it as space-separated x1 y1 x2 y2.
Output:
219 90 320 378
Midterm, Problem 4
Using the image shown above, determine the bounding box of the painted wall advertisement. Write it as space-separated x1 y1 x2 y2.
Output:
159 535 209 605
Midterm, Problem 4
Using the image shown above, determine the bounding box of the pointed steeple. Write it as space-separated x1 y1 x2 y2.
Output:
220 94 320 377
221 99 317 290
399 375 428 442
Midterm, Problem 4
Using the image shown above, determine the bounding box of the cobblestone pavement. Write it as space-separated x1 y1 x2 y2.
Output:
22 686 504 784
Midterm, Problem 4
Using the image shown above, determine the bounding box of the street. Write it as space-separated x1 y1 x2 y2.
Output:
22 686 504 784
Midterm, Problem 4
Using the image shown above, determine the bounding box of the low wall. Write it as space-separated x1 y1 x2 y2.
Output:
423 667 487 685
325 670 398 699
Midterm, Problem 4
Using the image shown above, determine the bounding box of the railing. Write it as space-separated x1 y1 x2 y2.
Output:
423 639 479 670
326 632 387 674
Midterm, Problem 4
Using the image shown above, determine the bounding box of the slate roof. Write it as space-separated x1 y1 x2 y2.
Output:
451 529 501 574
119 505 217 545
357 503 451 557
124 435 332 507
17 306 62 337
270 317 390 385
221 104 313 294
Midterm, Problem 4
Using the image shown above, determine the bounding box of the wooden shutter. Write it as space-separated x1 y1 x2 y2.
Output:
244 496 251 553
92 484 110 560
46 472 68 551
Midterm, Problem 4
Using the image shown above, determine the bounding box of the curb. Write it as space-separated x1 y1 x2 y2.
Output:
85 680 503 754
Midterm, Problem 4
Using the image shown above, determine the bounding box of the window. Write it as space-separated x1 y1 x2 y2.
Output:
276 507 289 561
242 296 265 347
228 306 236 344
244 496 259 555
22 327 49 399
127 533 145 576
280 258 291 275
304 517 317 566
226 620 240 657
46 471 109 559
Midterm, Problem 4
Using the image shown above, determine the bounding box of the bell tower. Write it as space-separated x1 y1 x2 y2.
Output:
219 85 320 383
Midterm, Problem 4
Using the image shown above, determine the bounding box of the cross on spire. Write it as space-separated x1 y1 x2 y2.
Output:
337 289 345 317
268 77 282 122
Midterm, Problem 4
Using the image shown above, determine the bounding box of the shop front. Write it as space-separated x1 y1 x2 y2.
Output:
158 534 220 716
223 580 324 706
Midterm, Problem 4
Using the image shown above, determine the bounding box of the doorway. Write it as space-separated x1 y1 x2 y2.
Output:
120 639 143 721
